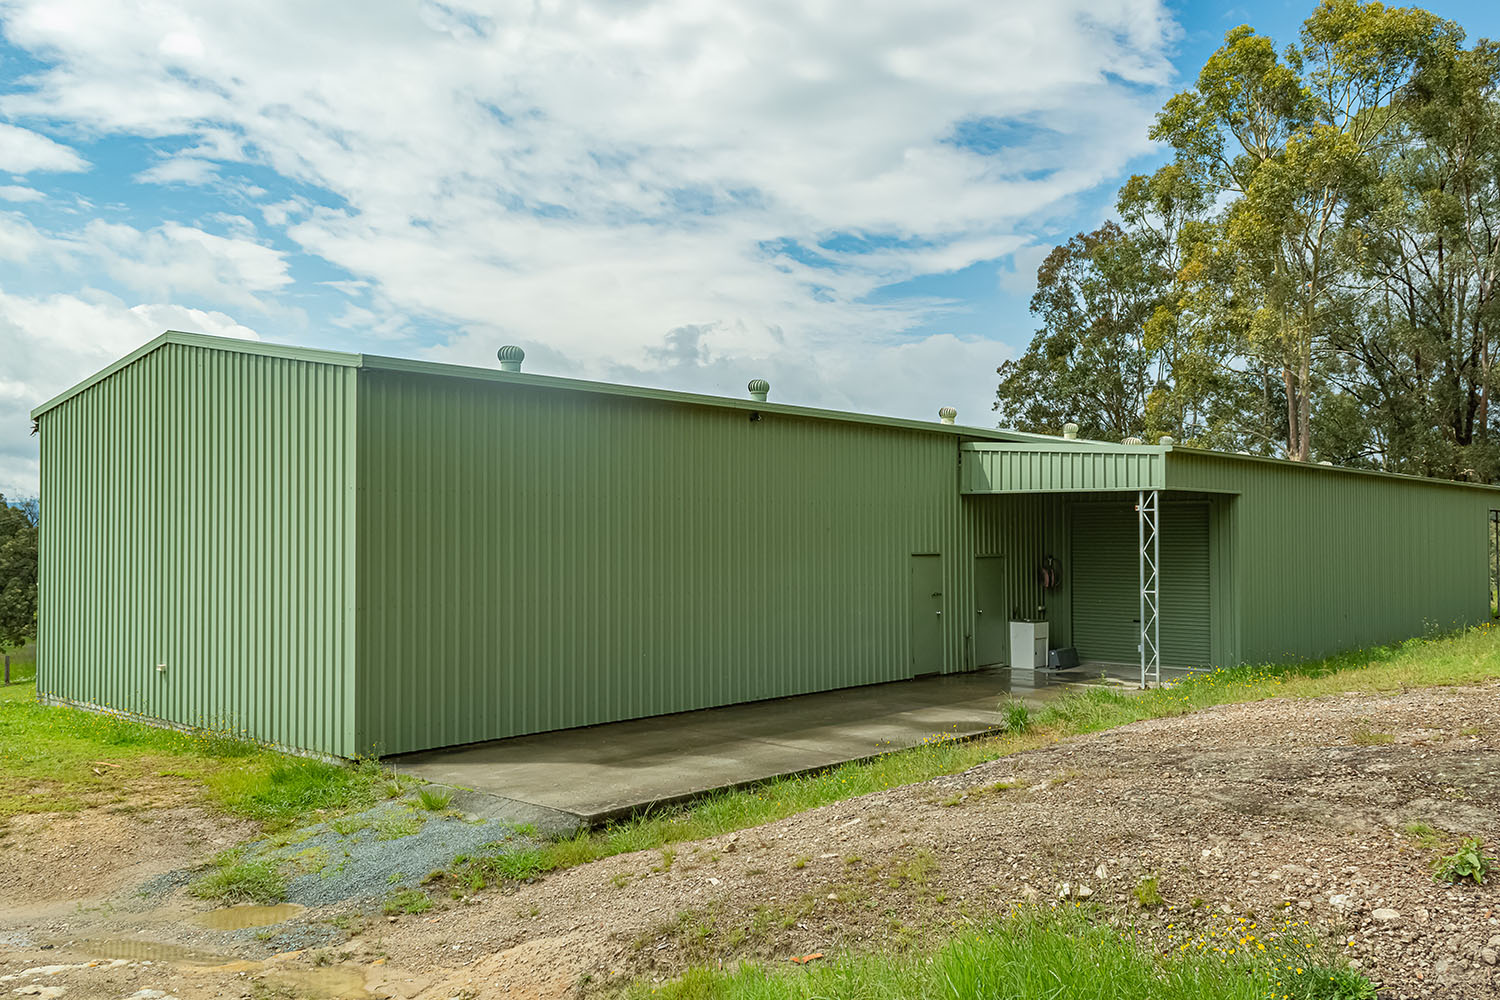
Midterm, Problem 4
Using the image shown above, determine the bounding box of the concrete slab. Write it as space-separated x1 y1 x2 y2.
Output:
391 665 1173 826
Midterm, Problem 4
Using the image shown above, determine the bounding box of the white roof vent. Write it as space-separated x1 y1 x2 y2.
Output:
497 345 525 372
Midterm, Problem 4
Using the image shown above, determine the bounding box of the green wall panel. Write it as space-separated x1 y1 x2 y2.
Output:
1168 452 1494 662
1066 502 1212 667
36 343 358 755
355 371 975 755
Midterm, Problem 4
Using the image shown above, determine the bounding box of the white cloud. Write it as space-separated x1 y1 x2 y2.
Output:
0 122 87 173
0 290 259 495
0 0 1177 470
134 155 219 185
0 185 44 202
998 243 1054 297
55 219 291 308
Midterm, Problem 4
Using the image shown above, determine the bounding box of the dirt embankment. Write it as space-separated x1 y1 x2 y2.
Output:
1 683 1496 1000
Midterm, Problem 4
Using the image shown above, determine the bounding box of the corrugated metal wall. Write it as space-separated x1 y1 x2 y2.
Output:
355 371 974 754
960 444 1163 493
1067 501 1212 666
1169 452 1493 662
37 343 359 755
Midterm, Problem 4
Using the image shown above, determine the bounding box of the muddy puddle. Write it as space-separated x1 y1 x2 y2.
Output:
67 937 370 998
69 937 230 965
193 902 305 929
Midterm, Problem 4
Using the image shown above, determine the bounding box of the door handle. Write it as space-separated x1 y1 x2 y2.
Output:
936 611 942 616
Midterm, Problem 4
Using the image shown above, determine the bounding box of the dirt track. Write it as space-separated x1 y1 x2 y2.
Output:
2 683 1497 1000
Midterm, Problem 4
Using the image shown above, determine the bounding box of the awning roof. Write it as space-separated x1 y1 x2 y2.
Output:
961 442 1168 494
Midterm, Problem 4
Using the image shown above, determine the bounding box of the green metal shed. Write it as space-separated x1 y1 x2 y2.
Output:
30 332 1500 756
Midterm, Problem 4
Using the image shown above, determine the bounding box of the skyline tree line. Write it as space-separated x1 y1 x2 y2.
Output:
995 0 1500 482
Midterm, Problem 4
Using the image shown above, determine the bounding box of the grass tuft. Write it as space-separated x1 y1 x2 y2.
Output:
1133 874 1165 909
1000 697 1031 733
382 888 432 915
188 852 287 904
416 786 454 811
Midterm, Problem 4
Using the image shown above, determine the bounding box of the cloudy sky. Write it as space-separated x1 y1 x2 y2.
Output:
2 0 1497 496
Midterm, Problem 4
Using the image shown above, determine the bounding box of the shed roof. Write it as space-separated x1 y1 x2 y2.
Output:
31 330 1500 495
30 330 1095 446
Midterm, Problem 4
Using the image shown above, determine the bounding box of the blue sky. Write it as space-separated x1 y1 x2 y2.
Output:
2 0 1499 496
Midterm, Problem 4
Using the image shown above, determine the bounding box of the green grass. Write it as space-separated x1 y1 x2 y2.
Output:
0 680 392 828
188 852 288 904
496 624 1500 881
1133 875 1165 909
625 910 1375 1000
1 641 35 685
382 888 433 915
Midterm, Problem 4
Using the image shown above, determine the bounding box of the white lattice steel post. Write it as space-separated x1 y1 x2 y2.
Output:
1138 490 1161 688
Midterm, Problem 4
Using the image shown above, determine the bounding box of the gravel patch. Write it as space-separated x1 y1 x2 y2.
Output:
240 800 530 907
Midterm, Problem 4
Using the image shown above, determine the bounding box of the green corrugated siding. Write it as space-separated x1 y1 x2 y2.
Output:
1168 452 1493 662
36 343 358 755
960 444 1164 493
962 493 1068 659
1067 502 1212 667
355 371 973 755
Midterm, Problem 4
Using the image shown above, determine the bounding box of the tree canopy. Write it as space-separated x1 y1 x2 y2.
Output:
996 0 1500 481
0 496 38 649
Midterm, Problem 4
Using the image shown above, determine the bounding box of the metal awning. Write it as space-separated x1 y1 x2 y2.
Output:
960 442 1167 494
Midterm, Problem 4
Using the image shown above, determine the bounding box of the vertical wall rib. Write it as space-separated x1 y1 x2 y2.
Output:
36 343 357 756
1168 453 1491 662
355 373 971 755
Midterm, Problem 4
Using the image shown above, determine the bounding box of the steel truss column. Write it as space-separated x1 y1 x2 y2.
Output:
1138 489 1161 689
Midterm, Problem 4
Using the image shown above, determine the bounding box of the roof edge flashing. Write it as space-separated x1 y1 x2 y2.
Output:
31 331 363 419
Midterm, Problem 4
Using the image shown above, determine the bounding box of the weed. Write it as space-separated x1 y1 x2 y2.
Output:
887 849 936 888
188 853 287 904
1133 875 1164 909
1434 838 1496 885
1350 726 1395 746
1000 697 1031 733
416 786 453 811
382 889 432 916
330 815 371 836
653 847 676 872
1404 821 1448 851
791 855 810 870
292 846 329 875
449 845 554 891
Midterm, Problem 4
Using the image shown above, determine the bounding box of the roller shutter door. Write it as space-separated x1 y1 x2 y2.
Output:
1069 503 1211 667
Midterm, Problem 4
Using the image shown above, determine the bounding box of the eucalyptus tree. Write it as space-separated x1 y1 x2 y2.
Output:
1349 39 1500 479
1151 0 1463 461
